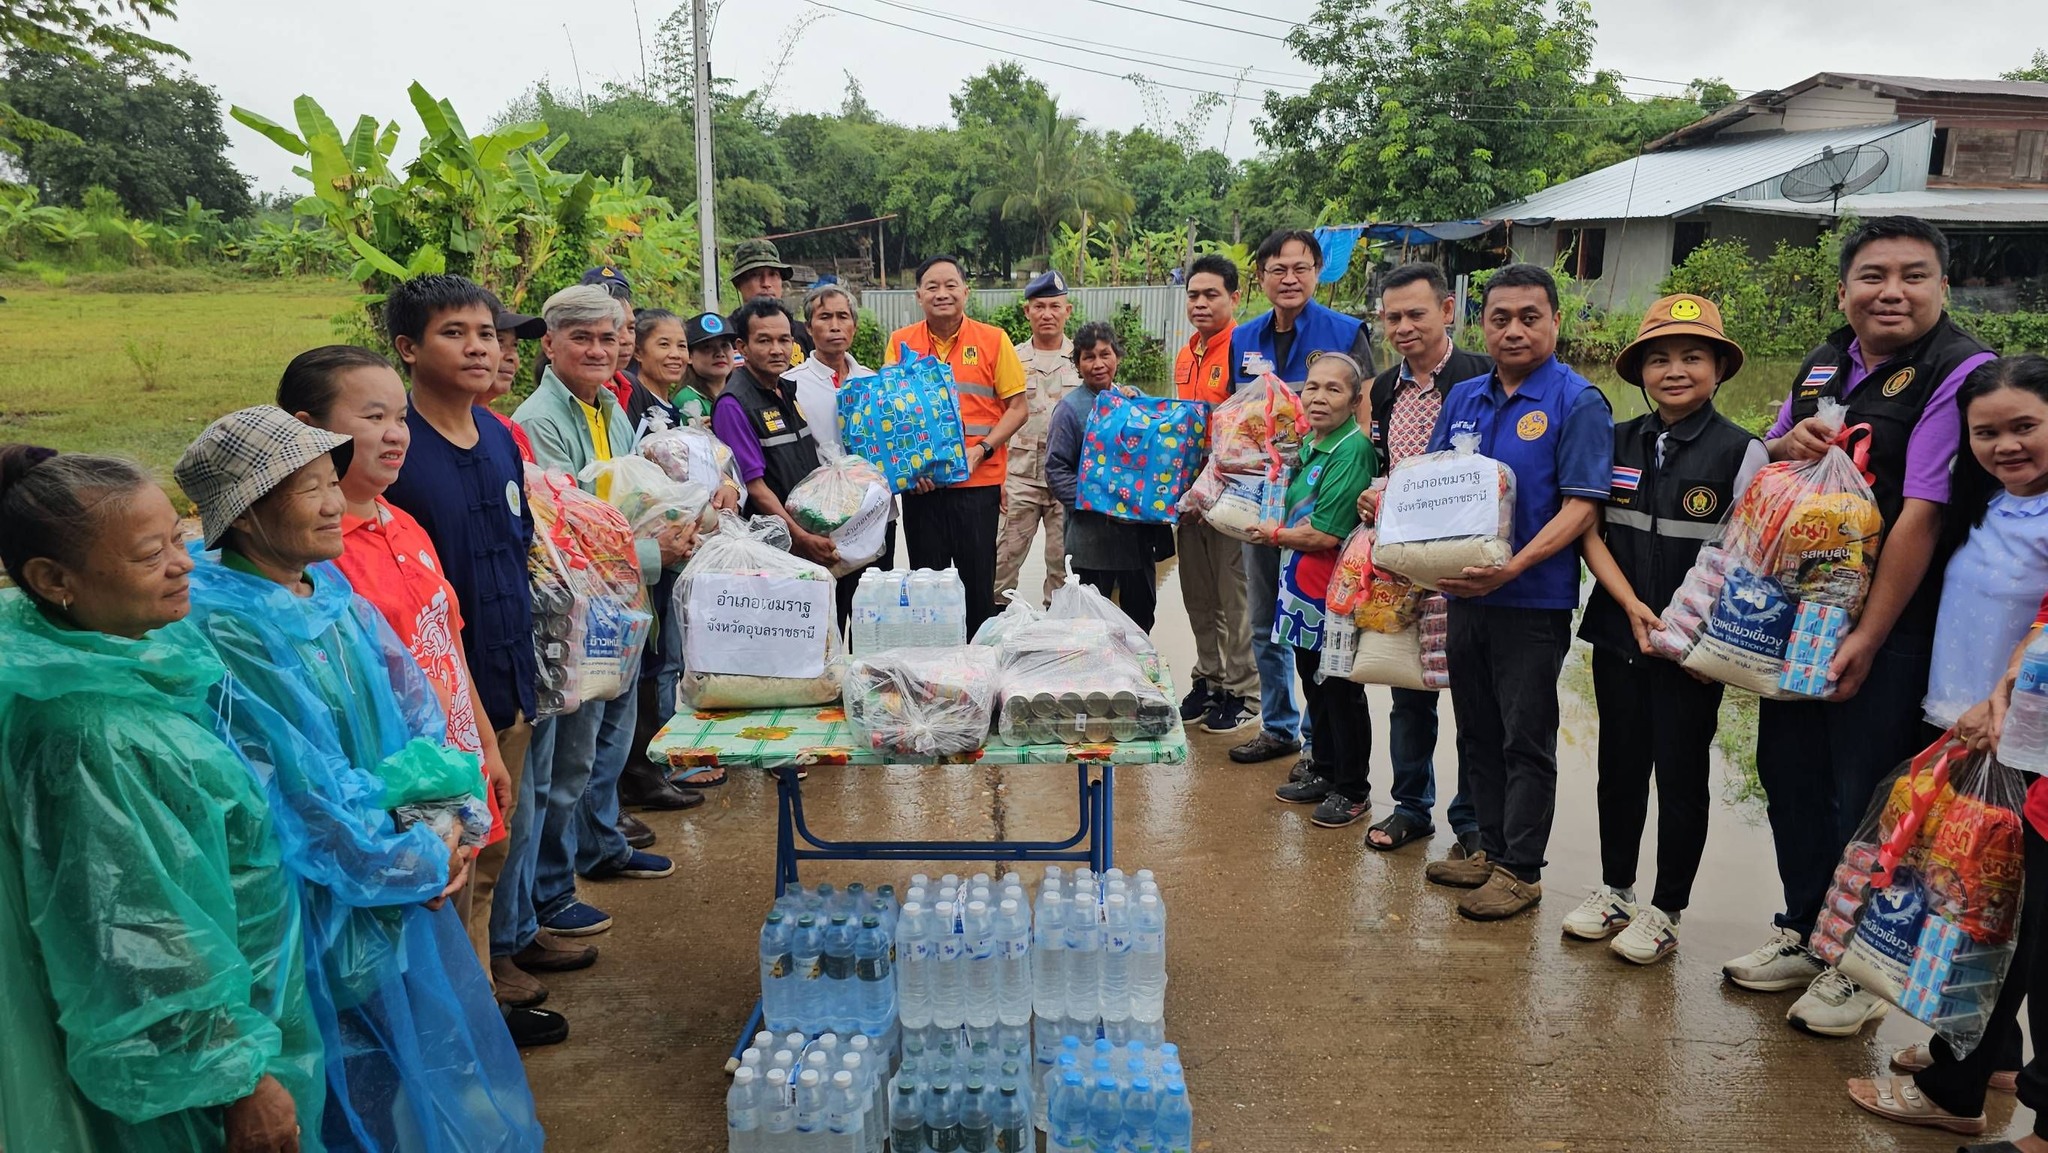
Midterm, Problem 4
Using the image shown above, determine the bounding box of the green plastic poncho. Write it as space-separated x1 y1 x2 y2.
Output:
185 553 543 1153
0 590 324 1153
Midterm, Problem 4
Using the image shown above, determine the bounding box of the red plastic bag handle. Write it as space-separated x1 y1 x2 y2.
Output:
1872 729 1965 887
1831 421 1876 487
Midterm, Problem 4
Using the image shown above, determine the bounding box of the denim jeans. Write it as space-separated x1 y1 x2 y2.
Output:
1242 541 1309 747
572 669 643 877
490 714 557 956
1388 687 1476 835
533 656 640 922
649 571 683 727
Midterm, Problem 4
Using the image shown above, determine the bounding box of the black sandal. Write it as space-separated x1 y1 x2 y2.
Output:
1366 811 1434 852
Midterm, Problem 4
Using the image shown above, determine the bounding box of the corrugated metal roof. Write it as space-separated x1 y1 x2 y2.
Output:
1824 73 2048 100
1489 121 1925 222
1717 187 2048 224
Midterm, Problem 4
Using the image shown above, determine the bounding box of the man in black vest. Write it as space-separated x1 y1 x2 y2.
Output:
709 296 839 567
1721 217 1996 1036
1354 262 1493 856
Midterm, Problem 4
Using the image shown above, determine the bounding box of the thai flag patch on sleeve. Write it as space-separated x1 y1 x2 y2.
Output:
1611 465 1642 491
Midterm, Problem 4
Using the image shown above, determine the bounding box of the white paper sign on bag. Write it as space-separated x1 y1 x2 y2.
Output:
1378 455 1500 546
832 483 892 563
684 574 833 678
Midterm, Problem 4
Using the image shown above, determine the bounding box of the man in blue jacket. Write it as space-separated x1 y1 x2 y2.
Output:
1228 229 1377 772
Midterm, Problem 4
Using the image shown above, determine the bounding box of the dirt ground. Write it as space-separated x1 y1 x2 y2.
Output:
520 548 2028 1152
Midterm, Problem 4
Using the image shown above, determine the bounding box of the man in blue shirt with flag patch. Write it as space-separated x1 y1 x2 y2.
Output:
1418 263 1614 922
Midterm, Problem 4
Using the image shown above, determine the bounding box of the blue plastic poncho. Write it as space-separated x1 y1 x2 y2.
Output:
185 553 544 1153
0 590 324 1153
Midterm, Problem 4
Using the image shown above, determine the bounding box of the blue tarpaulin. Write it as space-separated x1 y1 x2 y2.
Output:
1311 219 1535 282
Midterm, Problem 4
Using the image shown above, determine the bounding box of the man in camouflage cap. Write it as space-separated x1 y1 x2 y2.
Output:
729 238 813 360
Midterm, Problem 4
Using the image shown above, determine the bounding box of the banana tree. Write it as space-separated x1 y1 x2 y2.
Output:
231 95 406 288
0 188 70 259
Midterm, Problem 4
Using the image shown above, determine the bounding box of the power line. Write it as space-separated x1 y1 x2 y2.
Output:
1068 0 1294 42
1143 0 1305 27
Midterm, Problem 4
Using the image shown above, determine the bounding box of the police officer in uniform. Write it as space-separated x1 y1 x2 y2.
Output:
1721 216 1998 1036
996 270 1080 605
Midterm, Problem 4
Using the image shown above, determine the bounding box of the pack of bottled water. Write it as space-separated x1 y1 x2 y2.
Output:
1043 1040 1193 1153
729 1031 893 1152
882 1025 1036 1152
849 567 968 656
1029 866 1169 1056
761 883 902 1050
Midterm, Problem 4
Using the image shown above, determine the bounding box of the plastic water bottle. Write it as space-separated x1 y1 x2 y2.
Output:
880 571 912 648
923 1081 961 1152
760 912 796 1034
763 1067 796 1151
826 1070 863 1153
1131 892 1167 1027
931 900 965 1030
1048 1071 1090 1152
897 901 933 1033
794 1068 828 1143
1086 1078 1122 1152
792 915 825 1036
1033 885 1067 1024
1099 894 1133 1041
991 1079 1030 1153
854 914 895 1041
891 1079 927 1153
853 571 885 655
993 898 1033 1027
939 566 967 644
955 1078 991 1153
962 900 998 1030
2004 629 2048 771
1066 888 1101 1029
728 1065 763 1153
1123 1077 1159 1152
1157 1081 1192 1153
823 914 858 1035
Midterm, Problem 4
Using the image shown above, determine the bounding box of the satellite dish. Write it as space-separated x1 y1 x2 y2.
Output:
1779 144 1890 214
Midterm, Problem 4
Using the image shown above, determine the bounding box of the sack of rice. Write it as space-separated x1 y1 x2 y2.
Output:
1372 433 1517 590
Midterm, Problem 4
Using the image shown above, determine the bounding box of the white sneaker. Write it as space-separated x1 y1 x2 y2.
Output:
1721 925 1824 991
1561 886 1636 940
1788 967 1890 1037
1610 905 1678 965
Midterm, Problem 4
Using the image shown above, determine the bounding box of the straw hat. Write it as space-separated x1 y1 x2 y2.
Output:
1614 293 1746 387
175 406 353 547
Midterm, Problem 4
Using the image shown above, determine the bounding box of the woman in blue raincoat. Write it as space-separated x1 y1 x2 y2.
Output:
0 445 319 1153
174 407 544 1153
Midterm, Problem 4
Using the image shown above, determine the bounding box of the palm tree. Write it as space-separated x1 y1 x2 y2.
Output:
971 98 1133 263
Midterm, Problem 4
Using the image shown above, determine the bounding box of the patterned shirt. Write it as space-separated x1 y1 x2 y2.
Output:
1385 343 1456 468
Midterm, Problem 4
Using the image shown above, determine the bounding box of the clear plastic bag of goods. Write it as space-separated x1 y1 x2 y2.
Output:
1176 373 1305 539
1648 544 1736 661
993 640 1175 746
526 465 655 716
843 645 1002 756
1326 525 1425 634
1814 734 2026 1058
786 455 893 577
675 512 845 709
971 590 1045 647
1047 572 1158 662
638 419 743 497
1419 594 1451 689
1372 433 1517 590
579 453 715 536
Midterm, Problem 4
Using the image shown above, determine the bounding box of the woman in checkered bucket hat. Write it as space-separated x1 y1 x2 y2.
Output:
177 406 545 1151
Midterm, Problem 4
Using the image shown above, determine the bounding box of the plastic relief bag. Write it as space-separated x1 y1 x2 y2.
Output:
1816 734 2025 1058
994 628 1174 746
786 456 893 577
1372 433 1517 590
1076 391 1209 524
1177 373 1305 539
971 590 1045 647
638 419 742 499
839 345 971 493
580 453 714 536
843 645 1001 756
1047 571 1158 667
675 512 844 709
526 465 654 718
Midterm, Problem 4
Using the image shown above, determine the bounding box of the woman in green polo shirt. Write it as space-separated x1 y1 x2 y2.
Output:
1264 352 1378 829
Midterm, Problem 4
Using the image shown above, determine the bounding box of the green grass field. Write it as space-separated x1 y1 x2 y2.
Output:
0 280 361 492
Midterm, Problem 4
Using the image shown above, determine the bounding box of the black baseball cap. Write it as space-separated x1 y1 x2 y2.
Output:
685 311 735 348
580 265 632 298
480 290 546 340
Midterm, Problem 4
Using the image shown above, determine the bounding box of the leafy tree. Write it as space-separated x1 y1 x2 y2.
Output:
2006 49 2048 83
971 98 1133 259
1260 0 1606 220
1571 76 1736 175
949 63 1051 132
0 0 179 153
2 49 251 217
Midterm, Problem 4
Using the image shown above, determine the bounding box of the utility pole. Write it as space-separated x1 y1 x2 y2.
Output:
691 0 719 313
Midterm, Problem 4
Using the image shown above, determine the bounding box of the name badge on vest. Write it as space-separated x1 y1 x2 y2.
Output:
763 410 787 434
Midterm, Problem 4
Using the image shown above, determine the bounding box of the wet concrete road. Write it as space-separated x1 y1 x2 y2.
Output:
521 551 2028 1151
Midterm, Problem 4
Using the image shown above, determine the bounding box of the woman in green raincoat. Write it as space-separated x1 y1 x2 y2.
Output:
0 445 319 1153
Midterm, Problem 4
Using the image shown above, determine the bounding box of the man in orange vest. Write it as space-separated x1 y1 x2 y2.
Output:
885 255 1030 636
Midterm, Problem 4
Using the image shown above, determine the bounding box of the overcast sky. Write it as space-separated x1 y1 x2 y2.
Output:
170 0 2040 196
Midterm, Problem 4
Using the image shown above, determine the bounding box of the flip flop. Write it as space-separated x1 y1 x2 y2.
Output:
670 764 728 788
1846 1076 1986 1136
1891 1044 2019 1094
1365 811 1434 852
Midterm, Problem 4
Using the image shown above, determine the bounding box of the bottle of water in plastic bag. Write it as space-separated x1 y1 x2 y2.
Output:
1157 1080 1193 1153
2002 628 2048 771
760 911 796 1034
994 898 1033 1027
897 901 933 1033
1098 893 1133 1042
1131 892 1167 1028
727 1065 762 1153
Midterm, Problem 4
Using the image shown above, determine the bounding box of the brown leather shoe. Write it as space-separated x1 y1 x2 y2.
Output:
514 928 599 972
1424 849 1492 889
1457 866 1543 921
492 957 548 1008
617 811 657 849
